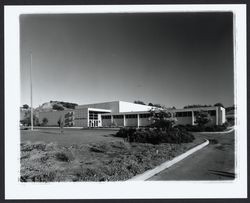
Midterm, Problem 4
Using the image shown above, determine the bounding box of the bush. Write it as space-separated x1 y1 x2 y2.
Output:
55 152 70 162
115 128 136 138
115 128 195 145
227 118 235 126
175 124 227 132
150 120 174 130
194 111 212 127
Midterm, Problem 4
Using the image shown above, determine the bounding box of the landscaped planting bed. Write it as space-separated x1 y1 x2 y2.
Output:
20 137 204 182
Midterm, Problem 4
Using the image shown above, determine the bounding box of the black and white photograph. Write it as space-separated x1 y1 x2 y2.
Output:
4 4 247 199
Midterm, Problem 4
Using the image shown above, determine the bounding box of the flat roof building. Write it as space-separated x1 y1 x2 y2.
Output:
38 101 226 128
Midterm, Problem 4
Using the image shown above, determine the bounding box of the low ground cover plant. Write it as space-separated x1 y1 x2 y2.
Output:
20 137 203 182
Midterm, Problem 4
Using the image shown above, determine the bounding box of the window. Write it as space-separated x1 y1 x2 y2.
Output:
102 115 111 119
113 115 124 119
208 110 216 116
175 111 192 117
125 114 138 119
139 114 150 118
89 111 98 120
175 112 182 117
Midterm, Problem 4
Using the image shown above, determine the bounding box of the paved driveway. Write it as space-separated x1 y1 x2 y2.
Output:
148 130 235 181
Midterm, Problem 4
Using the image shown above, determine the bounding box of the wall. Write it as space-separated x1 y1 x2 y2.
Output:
76 101 119 113
175 117 193 125
125 118 138 127
113 118 124 127
139 118 152 127
119 101 153 113
102 118 111 127
77 101 154 114
172 106 226 126
74 108 88 127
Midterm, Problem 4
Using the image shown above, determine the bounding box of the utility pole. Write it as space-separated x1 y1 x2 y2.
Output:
30 51 33 131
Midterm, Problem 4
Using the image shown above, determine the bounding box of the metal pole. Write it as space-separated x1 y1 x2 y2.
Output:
30 51 33 131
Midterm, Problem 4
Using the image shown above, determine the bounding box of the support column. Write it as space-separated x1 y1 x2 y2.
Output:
123 115 126 127
111 115 114 127
137 114 140 128
87 109 89 128
216 108 219 125
191 111 195 125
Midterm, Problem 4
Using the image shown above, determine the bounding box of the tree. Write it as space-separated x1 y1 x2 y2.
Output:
148 103 153 106
152 104 165 108
194 111 212 127
134 100 146 105
57 118 61 126
22 104 29 109
52 104 64 111
149 108 176 130
226 105 235 113
20 112 39 126
42 117 48 126
183 104 212 109
166 106 176 110
214 103 224 108
58 116 64 133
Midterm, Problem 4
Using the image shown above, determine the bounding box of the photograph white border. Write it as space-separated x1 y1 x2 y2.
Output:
4 4 247 199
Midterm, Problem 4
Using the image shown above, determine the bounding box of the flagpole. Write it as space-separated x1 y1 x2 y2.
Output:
30 51 33 131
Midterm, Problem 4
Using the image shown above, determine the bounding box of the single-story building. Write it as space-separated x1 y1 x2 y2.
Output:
38 101 226 128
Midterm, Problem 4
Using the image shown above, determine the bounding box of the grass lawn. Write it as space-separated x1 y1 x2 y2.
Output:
21 128 121 146
20 128 205 182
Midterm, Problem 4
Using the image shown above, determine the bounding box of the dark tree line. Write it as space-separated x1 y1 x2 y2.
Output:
50 101 78 109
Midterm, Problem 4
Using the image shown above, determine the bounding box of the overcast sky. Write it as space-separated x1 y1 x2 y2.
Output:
20 12 234 108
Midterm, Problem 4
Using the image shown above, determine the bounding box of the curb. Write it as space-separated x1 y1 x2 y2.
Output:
198 127 235 135
32 127 83 129
127 139 209 181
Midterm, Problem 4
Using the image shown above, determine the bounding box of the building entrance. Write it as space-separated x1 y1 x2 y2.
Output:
89 120 98 127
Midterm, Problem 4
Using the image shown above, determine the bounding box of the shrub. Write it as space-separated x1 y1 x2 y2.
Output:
223 121 229 128
227 117 235 126
204 125 227 132
42 117 48 126
175 124 227 132
115 128 136 138
150 120 175 131
55 152 70 162
115 128 195 145
194 110 212 127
